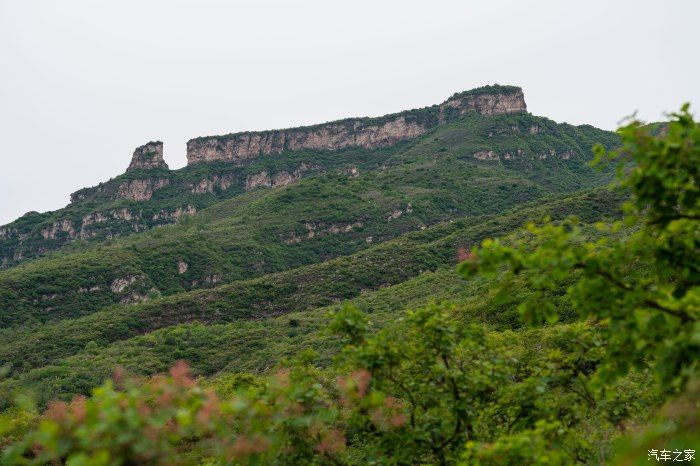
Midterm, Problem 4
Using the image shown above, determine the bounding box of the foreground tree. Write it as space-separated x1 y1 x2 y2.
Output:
459 105 699 462
459 105 698 391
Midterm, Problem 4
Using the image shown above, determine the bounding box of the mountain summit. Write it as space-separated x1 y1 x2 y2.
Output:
127 141 168 172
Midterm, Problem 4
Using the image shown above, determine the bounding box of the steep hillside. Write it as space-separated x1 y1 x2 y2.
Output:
0 187 625 407
0 84 623 409
0 113 618 328
0 85 616 269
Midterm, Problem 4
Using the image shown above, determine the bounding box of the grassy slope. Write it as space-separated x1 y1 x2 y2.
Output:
0 112 618 328
0 188 625 406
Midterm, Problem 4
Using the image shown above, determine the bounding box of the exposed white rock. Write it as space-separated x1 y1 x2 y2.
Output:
116 178 169 202
502 149 525 160
0 227 16 240
245 171 272 190
121 288 159 304
81 212 108 226
152 205 197 221
387 203 414 221
110 276 139 293
345 166 360 178
112 208 138 221
472 150 499 161
387 210 403 221
41 220 77 240
78 285 101 293
284 221 364 244
127 141 168 171
245 164 318 191
190 174 236 194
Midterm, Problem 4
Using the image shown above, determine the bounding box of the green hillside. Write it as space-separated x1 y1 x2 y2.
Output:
1 88 695 465
0 188 625 406
0 111 618 328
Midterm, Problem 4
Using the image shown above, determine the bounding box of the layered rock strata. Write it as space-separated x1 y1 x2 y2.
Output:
127 141 168 171
186 86 527 165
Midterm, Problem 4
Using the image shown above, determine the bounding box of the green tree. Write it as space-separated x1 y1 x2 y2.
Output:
458 105 699 462
458 105 698 391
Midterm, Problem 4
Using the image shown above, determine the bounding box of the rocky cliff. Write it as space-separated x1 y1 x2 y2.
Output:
127 141 168 171
186 85 527 165
1 85 537 268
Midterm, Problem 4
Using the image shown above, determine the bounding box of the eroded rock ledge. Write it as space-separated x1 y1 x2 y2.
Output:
186 85 526 165
127 141 168 171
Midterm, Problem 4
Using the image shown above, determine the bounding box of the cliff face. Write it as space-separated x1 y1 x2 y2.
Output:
127 141 168 171
116 178 170 201
186 85 527 165
438 88 526 118
1 85 535 269
186 116 427 165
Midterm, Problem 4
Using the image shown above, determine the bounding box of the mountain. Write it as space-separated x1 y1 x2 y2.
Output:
0 84 622 407
0 85 616 268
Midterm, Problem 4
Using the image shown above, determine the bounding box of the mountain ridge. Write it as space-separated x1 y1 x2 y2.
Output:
185 84 526 165
0 97 617 269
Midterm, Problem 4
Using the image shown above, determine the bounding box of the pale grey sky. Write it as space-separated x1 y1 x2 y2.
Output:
1 0 698 225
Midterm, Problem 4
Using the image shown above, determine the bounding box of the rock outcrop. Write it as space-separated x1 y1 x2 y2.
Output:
127 141 168 171
387 203 413 221
244 163 318 191
472 150 500 161
116 178 170 201
186 85 527 165
284 221 364 244
190 175 236 194
471 148 578 161
152 205 197 221
40 219 77 240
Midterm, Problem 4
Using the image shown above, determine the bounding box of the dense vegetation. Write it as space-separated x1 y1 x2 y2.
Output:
0 111 618 328
0 188 624 407
1 95 696 464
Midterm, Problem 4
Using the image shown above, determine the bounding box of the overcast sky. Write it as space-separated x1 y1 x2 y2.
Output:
1 0 698 225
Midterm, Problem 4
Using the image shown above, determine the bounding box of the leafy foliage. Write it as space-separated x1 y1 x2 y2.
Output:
3 304 653 465
458 105 699 393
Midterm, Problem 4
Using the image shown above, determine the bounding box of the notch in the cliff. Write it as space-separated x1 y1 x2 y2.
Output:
127 141 168 171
